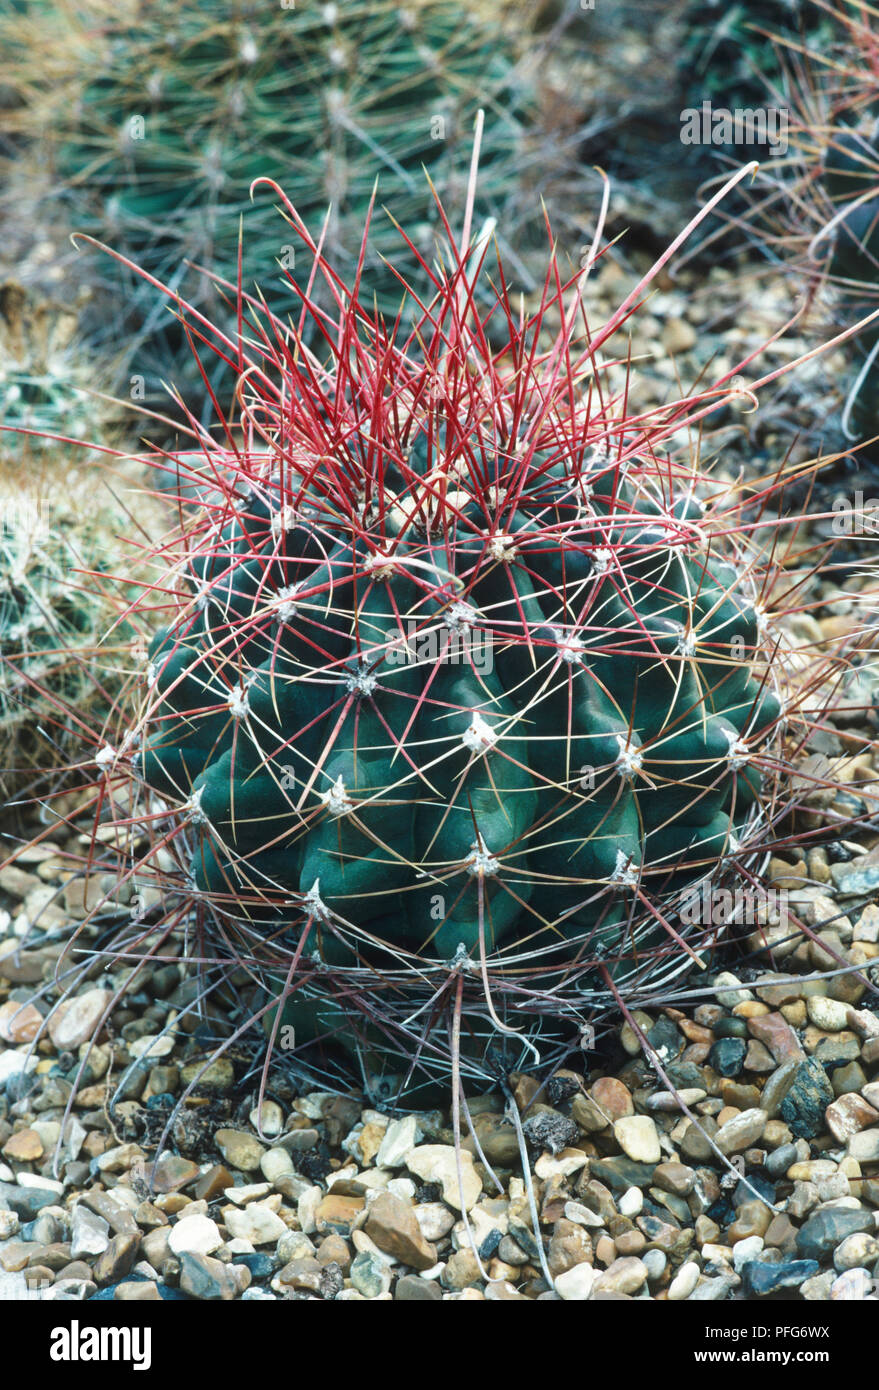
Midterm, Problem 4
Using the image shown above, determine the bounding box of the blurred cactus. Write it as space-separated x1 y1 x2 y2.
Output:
745 1 879 455
0 282 100 447
0 459 127 801
0 0 565 412
680 0 806 107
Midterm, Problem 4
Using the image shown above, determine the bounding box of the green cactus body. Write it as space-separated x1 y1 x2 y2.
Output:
137 447 781 1044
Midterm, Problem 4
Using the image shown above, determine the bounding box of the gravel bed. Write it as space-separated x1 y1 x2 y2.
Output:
1 786 879 1301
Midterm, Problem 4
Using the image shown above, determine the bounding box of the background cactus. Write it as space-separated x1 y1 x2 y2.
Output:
744 1 879 455
0 457 125 801
535 0 826 256
0 0 580 414
0 282 100 447
680 0 809 108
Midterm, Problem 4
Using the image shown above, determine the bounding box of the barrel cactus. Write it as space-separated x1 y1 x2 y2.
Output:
63 163 832 1107
2 0 543 407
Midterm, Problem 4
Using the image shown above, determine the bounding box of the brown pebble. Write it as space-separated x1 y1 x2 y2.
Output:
316 1234 351 1274
0 1243 31 1273
747 1012 804 1063
151 1153 201 1194
311 1191 364 1237
193 1164 234 1202
826 1093 879 1144
114 1280 161 1301
590 1077 634 1121
744 1040 776 1073
763 1214 797 1254
441 1248 482 1290
134 1201 168 1230
2 1129 44 1162
678 1019 714 1044
484 1279 529 1301
395 1274 443 1301
364 1192 436 1270
614 1229 646 1256
92 1233 141 1286
719 1082 762 1110
548 1220 592 1277
652 1162 696 1197
0 1000 42 1044
726 1201 771 1243
154 1193 191 1216
594 1234 617 1266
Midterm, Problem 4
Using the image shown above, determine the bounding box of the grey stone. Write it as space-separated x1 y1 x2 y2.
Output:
178 1251 242 1300
349 1251 391 1299
522 1111 579 1156
0 1182 59 1221
765 1143 800 1179
831 863 879 897
742 1259 819 1297
394 1273 442 1301
587 1157 657 1191
71 1205 110 1259
779 1059 835 1139
689 1274 738 1300
708 1038 747 1077
760 1061 800 1119
796 1209 874 1261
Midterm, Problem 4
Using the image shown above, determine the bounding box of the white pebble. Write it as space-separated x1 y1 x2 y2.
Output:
613 1115 661 1163
260 1148 295 1184
0 1209 20 1239
831 1268 874 1300
555 1262 596 1300
733 1235 764 1271
376 1115 422 1168
224 1203 287 1245
563 1200 605 1228
128 1033 175 1060
168 1214 222 1257
297 1185 322 1235
618 1186 643 1218
386 1177 417 1203
249 1101 284 1138
713 971 753 1008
